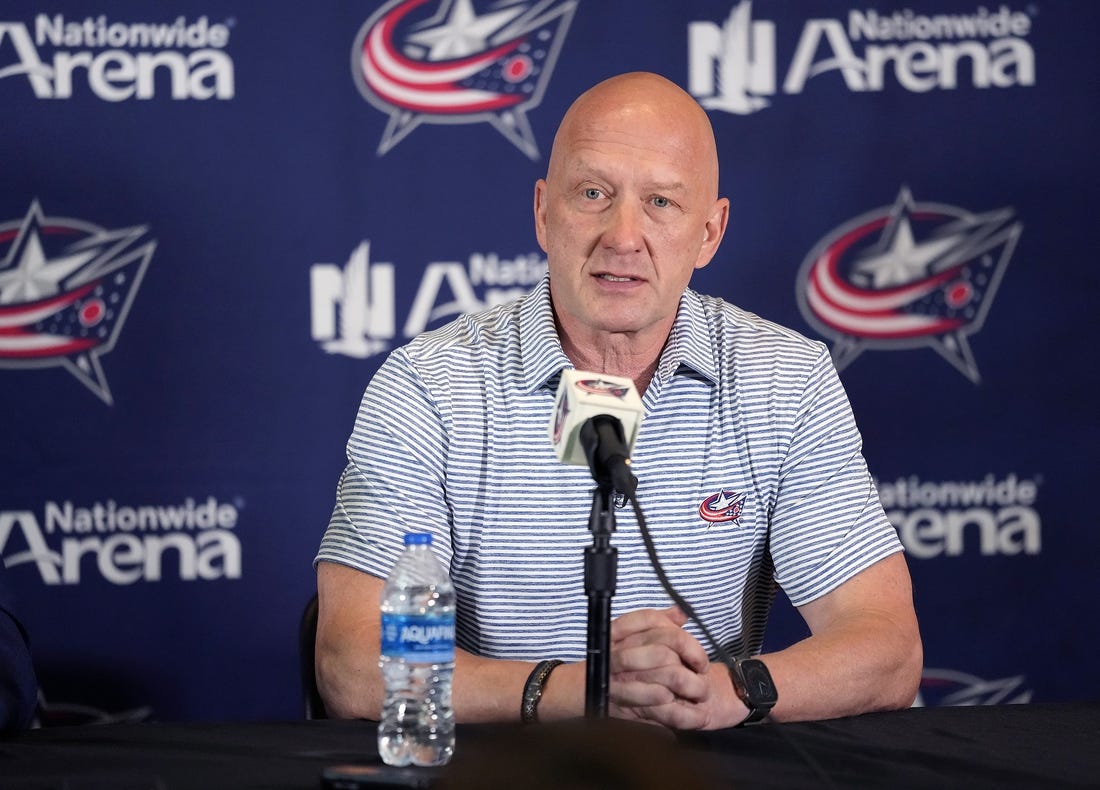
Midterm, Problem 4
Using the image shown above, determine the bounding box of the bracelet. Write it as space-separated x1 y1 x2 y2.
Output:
521 659 563 724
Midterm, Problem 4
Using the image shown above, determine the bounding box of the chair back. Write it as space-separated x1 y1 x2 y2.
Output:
299 594 327 719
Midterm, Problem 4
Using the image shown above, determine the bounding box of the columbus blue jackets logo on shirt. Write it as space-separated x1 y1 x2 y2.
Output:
796 187 1021 383
699 489 746 524
351 0 576 159
0 201 155 404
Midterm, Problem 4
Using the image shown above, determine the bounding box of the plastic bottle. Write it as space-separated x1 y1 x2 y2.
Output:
378 532 456 767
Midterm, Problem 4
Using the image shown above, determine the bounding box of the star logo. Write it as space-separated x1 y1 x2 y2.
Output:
699 489 746 525
796 187 1022 383
576 378 630 399
0 201 155 404
351 0 576 159
405 0 527 59
551 387 570 444
916 668 1032 706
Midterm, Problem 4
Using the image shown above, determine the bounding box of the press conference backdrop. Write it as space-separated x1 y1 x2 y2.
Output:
2 0 1097 721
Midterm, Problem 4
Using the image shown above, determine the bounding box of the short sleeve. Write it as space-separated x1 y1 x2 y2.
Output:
314 348 454 578
768 347 903 606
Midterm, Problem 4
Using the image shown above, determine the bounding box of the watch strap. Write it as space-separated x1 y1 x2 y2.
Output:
740 702 772 724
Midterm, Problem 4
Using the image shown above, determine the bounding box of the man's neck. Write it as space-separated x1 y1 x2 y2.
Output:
557 321 670 395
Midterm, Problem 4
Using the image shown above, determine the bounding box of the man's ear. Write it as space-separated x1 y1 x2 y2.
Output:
533 179 550 253
695 197 730 270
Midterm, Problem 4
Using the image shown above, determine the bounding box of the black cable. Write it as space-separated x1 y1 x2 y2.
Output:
628 496 736 669
627 492 839 790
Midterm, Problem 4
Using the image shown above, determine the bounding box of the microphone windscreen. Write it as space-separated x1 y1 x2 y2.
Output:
549 370 643 466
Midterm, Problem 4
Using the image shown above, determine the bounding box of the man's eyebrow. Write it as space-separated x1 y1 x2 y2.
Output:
567 163 689 194
645 180 688 193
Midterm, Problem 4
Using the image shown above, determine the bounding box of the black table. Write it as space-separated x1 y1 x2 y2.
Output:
2 703 1098 789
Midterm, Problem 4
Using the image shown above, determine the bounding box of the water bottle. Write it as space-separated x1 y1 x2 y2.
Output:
378 532 456 767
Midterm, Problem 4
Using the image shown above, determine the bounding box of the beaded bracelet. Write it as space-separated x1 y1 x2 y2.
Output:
520 659 563 724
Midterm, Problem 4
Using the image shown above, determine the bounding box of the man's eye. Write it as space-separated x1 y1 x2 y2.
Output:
583 188 603 200
652 196 670 208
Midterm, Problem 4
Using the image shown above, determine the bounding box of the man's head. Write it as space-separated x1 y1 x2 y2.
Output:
534 72 729 351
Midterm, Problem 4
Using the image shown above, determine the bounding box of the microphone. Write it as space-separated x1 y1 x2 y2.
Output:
549 370 643 496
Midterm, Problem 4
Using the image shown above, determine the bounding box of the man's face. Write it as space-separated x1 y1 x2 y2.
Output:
534 98 727 347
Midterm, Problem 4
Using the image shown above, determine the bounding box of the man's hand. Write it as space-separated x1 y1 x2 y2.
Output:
608 606 746 730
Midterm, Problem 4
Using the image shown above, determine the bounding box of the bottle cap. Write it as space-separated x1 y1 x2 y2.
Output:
404 533 432 546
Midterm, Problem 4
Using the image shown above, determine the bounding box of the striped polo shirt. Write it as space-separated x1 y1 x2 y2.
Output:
316 274 902 661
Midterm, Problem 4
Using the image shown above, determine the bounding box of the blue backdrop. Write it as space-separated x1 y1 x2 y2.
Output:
2 0 1097 721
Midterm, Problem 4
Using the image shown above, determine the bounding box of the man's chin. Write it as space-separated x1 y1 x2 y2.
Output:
584 312 656 338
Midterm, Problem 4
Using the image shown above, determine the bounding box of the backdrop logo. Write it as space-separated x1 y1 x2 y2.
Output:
0 201 155 404
916 668 1032 706
795 187 1021 383
0 497 242 586
310 240 546 358
351 0 576 159
689 1 1035 114
0 14 235 100
877 473 1041 558
689 1 776 114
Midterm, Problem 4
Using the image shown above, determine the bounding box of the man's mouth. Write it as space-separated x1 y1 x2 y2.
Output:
598 274 636 282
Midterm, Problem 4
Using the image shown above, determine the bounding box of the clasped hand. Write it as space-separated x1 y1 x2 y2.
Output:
608 605 743 730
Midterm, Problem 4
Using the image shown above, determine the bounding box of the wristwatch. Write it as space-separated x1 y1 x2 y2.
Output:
728 658 778 724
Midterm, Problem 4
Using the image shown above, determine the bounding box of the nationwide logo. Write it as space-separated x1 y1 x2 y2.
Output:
0 201 155 404
699 489 746 525
351 0 576 159
688 1 1035 114
310 240 546 359
0 14 235 100
877 473 1041 558
0 496 242 585
795 187 1021 383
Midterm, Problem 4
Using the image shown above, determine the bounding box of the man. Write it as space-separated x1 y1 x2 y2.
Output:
315 72 921 729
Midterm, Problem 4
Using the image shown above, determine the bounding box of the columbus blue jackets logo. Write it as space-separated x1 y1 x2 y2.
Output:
551 389 569 444
576 378 629 399
0 201 155 404
699 489 746 525
916 668 1031 706
351 0 576 159
796 187 1021 383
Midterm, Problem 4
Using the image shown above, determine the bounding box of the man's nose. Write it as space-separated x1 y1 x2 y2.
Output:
602 200 644 253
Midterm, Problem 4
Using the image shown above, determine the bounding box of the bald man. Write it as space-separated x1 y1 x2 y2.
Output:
315 73 921 729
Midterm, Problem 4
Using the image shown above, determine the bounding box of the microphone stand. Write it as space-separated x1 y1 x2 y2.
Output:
578 414 636 718
584 480 618 718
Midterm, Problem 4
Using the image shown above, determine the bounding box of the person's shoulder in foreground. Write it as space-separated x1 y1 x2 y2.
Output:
0 583 38 733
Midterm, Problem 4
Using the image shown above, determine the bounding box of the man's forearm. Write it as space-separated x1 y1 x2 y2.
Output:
764 555 923 723
761 610 923 722
317 563 587 722
316 638 382 719
453 651 584 723
318 640 585 722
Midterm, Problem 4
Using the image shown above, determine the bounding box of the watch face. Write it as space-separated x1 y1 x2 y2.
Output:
741 660 779 705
